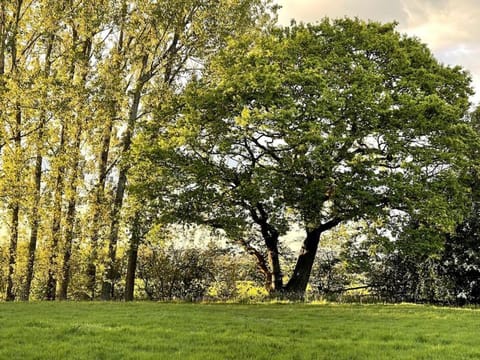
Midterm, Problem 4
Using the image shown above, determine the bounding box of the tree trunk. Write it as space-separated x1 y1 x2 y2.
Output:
86 25 121 299
284 228 322 297
45 125 66 301
125 213 141 301
58 124 82 300
58 34 90 300
57 179 77 300
86 117 112 299
124 237 140 301
251 203 283 292
0 3 4 76
6 204 19 301
101 84 143 300
58 199 75 300
101 167 127 300
23 149 42 301
5 105 22 301
284 219 341 297
5 2 23 302
23 35 53 301
266 241 283 291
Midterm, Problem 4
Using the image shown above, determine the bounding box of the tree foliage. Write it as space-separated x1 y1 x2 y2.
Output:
0 0 275 301
137 18 474 296
0 5 478 302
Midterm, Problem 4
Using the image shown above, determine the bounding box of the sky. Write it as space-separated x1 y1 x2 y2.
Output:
276 0 480 105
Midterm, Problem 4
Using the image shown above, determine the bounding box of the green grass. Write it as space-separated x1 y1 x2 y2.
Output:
1 302 480 359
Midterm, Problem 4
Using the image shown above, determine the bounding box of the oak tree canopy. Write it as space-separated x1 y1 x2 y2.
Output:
138 18 474 296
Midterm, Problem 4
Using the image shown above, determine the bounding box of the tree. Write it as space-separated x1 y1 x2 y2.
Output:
0 0 39 301
23 32 55 301
409 106 480 304
139 19 474 297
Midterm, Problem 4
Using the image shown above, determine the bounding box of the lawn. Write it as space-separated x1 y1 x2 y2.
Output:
1 302 480 359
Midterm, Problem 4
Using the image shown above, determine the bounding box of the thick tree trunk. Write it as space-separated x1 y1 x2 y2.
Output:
124 238 139 301
284 228 322 297
58 186 77 300
284 219 341 298
125 214 141 301
58 198 75 300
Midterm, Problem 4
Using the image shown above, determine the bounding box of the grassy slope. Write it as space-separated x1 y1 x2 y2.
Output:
1 302 480 359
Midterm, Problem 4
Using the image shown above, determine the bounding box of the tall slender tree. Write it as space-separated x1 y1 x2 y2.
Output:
23 30 56 300
58 25 96 299
1 0 39 301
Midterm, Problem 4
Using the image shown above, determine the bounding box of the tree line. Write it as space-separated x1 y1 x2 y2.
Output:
1 0 479 302
0 0 273 301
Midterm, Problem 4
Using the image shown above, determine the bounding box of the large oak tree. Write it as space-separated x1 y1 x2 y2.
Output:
138 19 474 296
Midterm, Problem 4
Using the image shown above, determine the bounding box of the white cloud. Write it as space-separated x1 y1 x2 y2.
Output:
276 0 480 51
400 0 480 51
276 0 405 25
276 0 480 104
399 0 480 103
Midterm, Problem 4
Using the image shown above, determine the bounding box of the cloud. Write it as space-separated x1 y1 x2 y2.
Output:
400 0 480 51
276 0 480 103
276 0 405 25
276 0 480 51
398 0 480 102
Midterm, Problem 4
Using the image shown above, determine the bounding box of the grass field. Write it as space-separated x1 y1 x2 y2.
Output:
1 302 480 359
